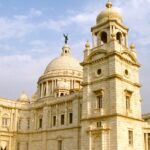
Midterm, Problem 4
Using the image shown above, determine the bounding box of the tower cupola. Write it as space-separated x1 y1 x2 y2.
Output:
96 1 123 24
91 1 128 48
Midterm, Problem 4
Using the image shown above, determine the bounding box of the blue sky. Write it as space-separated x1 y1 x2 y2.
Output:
0 0 149 113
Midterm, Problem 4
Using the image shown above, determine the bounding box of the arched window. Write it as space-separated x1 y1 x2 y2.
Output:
94 89 104 109
2 114 10 128
101 32 107 45
116 32 122 44
60 93 64 97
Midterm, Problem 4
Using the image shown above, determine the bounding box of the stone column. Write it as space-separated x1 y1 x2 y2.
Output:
43 106 48 130
65 102 68 126
42 132 47 150
14 109 18 131
9 136 12 150
49 106 52 128
73 80 75 89
71 79 73 89
50 81 52 94
33 110 37 130
146 133 148 150
10 109 14 130
92 33 95 48
46 81 49 96
89 131 92 150
56 104 58 127
52 80 54 94
41 83 43 98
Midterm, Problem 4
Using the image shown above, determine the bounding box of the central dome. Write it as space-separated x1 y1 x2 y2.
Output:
44 44 82 74
96 1 123 24
37 44 83 99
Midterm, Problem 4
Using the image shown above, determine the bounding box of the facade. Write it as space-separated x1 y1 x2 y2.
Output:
0 1 150 150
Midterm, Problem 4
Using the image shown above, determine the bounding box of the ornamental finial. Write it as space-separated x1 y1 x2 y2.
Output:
106 0 112 8
85 40 90 48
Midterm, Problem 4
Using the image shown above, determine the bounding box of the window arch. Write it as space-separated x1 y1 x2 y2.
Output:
94 89 104 109
116 32 122 44
2 114 10 128
101 32 107 45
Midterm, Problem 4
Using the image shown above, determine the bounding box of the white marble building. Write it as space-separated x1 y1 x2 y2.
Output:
0 1 150 150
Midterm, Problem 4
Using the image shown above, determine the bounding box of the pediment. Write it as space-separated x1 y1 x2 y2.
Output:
121 51 137 63
86 49 107 62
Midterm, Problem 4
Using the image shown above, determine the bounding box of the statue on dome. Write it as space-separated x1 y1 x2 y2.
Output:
63 34 68 44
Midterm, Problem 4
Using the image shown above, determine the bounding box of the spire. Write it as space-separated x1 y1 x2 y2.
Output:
106 0 112 8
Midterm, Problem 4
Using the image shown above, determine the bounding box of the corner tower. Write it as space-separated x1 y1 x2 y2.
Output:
81 1 143 150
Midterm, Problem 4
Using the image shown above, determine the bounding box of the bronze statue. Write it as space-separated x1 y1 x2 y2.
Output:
63 34 68 44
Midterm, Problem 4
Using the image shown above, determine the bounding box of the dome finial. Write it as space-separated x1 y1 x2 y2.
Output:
85 40 90 48
106 0 112 8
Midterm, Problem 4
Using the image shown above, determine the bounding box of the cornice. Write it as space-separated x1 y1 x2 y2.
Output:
16 125 81 134
0 92 83 110
81 113 143 122
91 19 129 33
82 74 141 88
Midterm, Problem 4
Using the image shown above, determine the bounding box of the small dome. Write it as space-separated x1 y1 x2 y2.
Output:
18 92 30 103
97 1 123 24
44 44 82 74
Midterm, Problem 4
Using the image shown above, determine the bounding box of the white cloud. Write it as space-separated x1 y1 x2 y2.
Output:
0 8 43 40
0 43 12 51
29 40 52 54
30 8 43 17
40 10 97 32
0 54 51 99
0 16 34 39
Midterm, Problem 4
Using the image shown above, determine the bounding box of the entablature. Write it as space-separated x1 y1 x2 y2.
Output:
82 73 141 87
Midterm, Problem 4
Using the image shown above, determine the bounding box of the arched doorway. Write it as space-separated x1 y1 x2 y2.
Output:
0 141 7 150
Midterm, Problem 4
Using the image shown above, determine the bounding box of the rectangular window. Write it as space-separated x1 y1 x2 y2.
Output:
128 130 133 146
53 116 56 126
61 114 65 125
69 113 73 124
58 140 62 150
97 121 102 128
39 118 42 128
97 95 102 108
2 118 8 127
126 96 130 110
